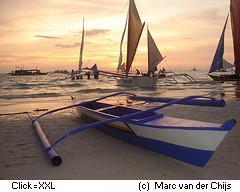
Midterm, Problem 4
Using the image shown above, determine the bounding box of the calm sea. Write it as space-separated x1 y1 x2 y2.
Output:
0 71 240 114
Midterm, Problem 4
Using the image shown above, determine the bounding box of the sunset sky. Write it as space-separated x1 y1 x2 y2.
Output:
0 0 234 72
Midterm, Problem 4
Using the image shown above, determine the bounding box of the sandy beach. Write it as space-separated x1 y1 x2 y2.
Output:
1 100 239 180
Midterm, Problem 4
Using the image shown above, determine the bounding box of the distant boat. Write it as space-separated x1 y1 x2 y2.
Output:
52 70 69 74
10 69 47 76
193 67 197 71
209 0 240 81
69 18 86 80
116 0 165 89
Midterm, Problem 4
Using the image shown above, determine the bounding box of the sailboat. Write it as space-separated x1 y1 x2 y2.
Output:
116 0 165 89
209 0 240 81
69 18 85 80
69 18 99 80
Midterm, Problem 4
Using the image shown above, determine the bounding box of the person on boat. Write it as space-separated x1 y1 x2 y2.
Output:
136 69 140 76
94 70 99 79
71 69 75 80
86 71 91 79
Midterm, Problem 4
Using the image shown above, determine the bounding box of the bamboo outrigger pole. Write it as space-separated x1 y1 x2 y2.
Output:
27 114 62 166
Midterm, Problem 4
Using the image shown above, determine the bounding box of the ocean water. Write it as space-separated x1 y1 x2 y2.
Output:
0 71 240 115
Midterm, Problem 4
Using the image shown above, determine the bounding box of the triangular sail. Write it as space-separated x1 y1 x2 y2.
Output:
147 28 164 73
126 0 145 75
78 18 85 71
90 64 98 72
230 0 240 74
209 15 229 73
118 62 126 72
223 58 234 69
117 15 128 71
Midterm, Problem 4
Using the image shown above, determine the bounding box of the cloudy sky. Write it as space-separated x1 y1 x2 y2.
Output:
0 0 233 72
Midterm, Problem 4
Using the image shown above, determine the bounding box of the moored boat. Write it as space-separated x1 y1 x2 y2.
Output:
76 93 235 166
208 0 240 81
32 92 236 167
209 73 240 81
117 76 158 89
10 69 47 76
116 0 165 89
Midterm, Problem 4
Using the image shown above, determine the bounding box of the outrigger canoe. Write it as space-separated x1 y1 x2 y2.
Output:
32 92 236 167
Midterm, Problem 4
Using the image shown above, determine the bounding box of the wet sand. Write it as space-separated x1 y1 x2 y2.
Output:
0 101 240 180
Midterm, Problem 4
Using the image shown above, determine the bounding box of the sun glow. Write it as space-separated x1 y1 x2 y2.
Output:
0 0 232 72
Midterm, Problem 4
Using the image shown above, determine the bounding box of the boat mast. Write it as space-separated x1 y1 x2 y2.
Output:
78 18 85 71
230 0 240 74
126 0 145 76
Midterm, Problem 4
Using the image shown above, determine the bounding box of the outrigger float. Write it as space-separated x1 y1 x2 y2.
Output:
31 92 236 167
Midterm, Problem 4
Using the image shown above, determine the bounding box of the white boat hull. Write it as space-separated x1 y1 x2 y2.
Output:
117 76 158 89
77 103 235 166
129 123 227 151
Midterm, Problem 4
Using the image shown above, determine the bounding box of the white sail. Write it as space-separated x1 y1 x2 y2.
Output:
117 15 128 71
147 28 164 73
126 0 145 75
79 18 85 71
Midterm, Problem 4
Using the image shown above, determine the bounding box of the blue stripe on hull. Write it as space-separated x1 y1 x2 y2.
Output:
99 125 214 167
